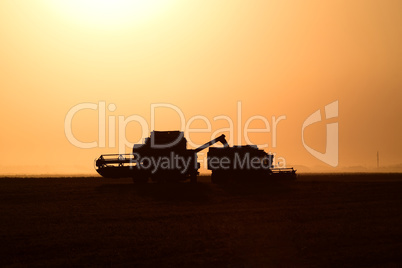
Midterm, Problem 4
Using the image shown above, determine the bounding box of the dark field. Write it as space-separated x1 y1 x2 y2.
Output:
1 174 402 267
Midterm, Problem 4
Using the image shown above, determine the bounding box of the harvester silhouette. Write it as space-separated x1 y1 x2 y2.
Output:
95 131 296 183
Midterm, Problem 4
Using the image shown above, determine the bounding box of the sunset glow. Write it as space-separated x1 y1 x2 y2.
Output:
48 0 170 27
1 0 401 174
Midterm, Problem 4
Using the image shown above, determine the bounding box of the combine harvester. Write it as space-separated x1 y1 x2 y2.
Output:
95 131 296 183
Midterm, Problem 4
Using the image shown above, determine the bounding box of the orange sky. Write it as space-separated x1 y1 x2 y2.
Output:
1 0 401 174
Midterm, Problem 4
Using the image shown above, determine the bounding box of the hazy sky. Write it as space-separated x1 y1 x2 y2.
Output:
1 0 401 174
